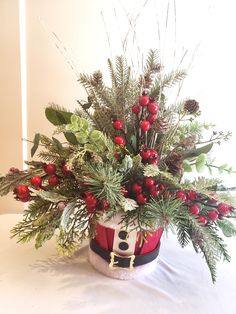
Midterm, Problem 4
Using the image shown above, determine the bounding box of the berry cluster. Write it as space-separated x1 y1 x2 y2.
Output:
126 177 166 205
83 192 110 213
175 190 235 225
113 92 159 147
140 147 159 165
133 92 159 129
14 162 72 202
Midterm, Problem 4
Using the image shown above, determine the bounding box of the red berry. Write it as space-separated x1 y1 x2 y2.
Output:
44 163 56 175
136 193 147 205
62 164 71 176
140 149 151 160
147 102 159 114
48 175 59 186
150 149 158 159
148 158 159 165
198 216 208 225
132 104 141 114
84 193 97 208
16 184 30 198
149 186 160 197
140 120 151 132
30 176 42 188
131 183 143 194
114 136 126 146
207 210 219 221
113 120 123 130
143 177 155 189
187 190 198 202
189 205 201 215
218 203 230 216
139 95 149 106
147 114 157 124
175 191 187 202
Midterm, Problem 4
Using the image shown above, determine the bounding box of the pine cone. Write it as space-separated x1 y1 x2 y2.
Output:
184 99 199 114
91 71 103 86
143 73 153 89
153 116 169 134
180 135 197 149
93 106 115 135
165 152 183 175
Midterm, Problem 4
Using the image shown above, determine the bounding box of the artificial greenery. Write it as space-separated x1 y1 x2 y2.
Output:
0 49 235 283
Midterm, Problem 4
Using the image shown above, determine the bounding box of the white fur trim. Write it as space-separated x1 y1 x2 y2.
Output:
88 246 158 280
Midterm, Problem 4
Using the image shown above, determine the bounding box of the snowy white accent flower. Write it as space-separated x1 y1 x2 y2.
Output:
121 198 139 212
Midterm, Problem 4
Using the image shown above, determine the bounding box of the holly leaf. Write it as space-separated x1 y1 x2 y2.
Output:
31 133 40 157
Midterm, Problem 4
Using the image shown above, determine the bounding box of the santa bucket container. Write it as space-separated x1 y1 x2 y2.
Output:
88 214 163 280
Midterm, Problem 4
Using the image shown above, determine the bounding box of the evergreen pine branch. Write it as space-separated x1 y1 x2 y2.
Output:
217 219 236 237
57 201 98 255
11 202 60 249
79 162 124 207
177 212 231 282
107 58 118 88
0 169 45 196
144 49 160 73
79 73 114 110
150 69 186 99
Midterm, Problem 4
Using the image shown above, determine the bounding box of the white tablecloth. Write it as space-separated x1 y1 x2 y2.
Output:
0 214 236 314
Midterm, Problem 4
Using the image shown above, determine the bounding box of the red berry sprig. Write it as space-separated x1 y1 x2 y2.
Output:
15 184 30 202
48 175 59 186
44 163 57 175
83 192 98 213
113 120 123 130
114 136 126 146
30 176 42 188
140 148 159 165
139 120 151 132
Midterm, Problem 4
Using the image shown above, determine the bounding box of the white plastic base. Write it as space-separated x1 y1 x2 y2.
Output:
88 246 158 280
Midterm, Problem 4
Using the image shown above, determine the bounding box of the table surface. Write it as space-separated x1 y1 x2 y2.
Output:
0 214 236 314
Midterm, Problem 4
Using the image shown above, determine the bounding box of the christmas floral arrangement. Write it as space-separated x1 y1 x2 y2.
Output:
0 50 235 282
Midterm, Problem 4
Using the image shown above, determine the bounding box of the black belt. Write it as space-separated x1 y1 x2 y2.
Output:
90 239 160 270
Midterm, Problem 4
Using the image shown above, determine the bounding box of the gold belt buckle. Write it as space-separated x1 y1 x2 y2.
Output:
109 252 135 271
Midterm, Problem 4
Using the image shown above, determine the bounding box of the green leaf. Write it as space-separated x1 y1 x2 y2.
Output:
52 137 63 151
30 189 67 202
119 155 133 173
195 154 206 173
184 143 214 158
60 201 77 230
76 131 89 144
63 132 78 145
31 133 40 157
182 160 192 172
89 130 103 141
45 108 73 125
